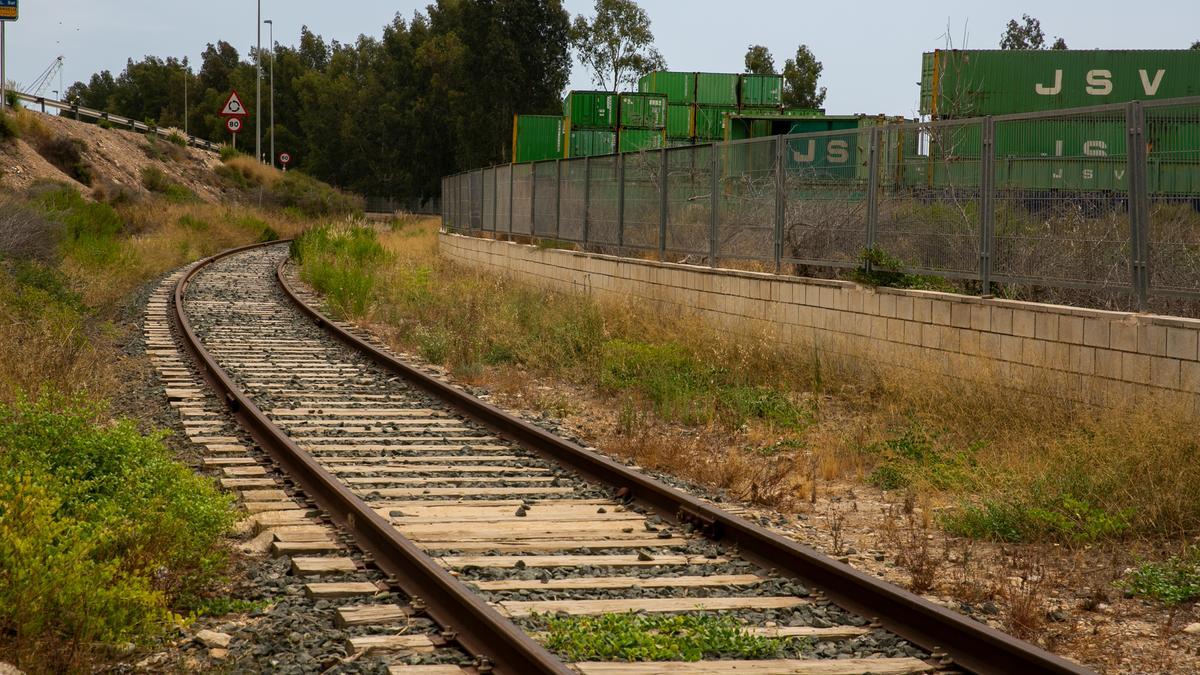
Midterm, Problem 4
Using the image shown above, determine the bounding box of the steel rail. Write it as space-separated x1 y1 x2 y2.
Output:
276 257 1095 675
172 242 573 675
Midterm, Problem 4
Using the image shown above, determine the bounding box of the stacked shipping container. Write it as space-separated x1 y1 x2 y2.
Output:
564 91 618 158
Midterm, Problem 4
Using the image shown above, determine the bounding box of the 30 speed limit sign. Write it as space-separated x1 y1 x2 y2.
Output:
226 117 242 133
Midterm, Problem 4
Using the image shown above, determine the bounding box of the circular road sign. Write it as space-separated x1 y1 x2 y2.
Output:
279 152 292 165
226 117 242 133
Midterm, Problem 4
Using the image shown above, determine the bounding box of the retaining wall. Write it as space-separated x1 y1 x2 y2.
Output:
439 233 1200 409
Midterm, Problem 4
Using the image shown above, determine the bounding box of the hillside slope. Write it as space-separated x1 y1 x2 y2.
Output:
0 109 226 200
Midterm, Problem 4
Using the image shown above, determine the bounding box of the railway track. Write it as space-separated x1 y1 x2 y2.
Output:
167 241 1092 675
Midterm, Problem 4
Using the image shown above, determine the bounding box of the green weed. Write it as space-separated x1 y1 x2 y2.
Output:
141 167 197 202
0 397 235 669
35 186 126 267
866 426 977 491
943 493 1132 544
292 224 388 318
1119 547 1200 606
852 247 955 292
542 612 800 662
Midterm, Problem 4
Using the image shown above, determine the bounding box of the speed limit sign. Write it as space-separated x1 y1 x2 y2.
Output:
226 117 242 133
279 152 292 166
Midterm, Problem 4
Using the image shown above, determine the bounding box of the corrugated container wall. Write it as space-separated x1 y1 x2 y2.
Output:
695 73 740 106
638 71 696 104
619 93 668 129
739 74 784 107
921 49 1200 118
512 115 564 164
564 91 618 129
694 105 737 140
566 129 617 158
667 104 695 138
618 128 667 153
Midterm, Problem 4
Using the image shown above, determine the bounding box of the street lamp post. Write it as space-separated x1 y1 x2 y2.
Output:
255 0 262 163
264 19 274 168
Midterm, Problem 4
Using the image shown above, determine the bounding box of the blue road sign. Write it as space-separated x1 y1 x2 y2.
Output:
0 1 17 22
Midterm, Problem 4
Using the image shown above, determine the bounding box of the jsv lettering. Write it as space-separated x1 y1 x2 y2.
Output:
1036 68 1167 96
791 140 849 164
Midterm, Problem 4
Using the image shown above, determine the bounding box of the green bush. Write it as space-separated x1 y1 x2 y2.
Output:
866 426 977 491
852 247 954 292
214 162 251 189
140 166 196 202
0 110 18 142
166 131 188 147
0 398 234 669
232 215 278 242
291 224 388 317
1120 547 1200 606
219 145 243 162
36 186 126 267
273 171 363 218
942 492 1133 543
35 137 93 186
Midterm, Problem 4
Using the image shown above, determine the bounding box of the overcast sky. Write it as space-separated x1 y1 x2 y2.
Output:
5 0 1199 117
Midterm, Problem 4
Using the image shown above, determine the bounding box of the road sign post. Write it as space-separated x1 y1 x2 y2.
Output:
220 89 248 155
278 152 291 172
0 1 17 111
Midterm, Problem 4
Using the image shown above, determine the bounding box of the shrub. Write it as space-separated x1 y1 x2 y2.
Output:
0 197 61 261
219 145 243 162
140 166 197 203
273 171 363 218
291 224 388 318
91 180 138 206
142 136 186 163
0 110 17 142
0 398 234 670
166 131 188 148
35 186 125 267
1120 547 1200 606
35 136 93 186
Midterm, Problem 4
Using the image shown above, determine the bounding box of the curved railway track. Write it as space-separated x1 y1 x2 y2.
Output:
169 241 1093 675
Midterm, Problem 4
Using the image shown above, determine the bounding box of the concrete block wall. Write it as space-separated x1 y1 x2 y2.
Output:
440 233 1200 409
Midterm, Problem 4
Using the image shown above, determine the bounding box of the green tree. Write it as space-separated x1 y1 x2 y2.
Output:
744 45 776 75
570 0 665 92
1000 14 1067 50
781 44 825 109
1191 40 1200 49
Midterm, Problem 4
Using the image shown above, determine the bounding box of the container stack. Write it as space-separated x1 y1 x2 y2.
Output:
564 91 618 158
512 115 565 164
639 70 802 145
617 92 668 153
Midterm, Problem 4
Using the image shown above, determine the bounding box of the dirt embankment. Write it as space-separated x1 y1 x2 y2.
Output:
0 109 227 200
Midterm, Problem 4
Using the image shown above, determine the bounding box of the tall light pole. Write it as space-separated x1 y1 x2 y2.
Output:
178 62 189 139
255 0 262 163
264 19 274 168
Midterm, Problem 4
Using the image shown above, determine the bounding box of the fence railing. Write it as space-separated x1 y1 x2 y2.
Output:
443 97 1200 313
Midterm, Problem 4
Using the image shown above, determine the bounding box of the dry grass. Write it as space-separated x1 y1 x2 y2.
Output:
320 219 1200 548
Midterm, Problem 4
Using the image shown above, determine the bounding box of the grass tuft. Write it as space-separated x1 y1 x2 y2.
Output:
542 612 799 662
1119 547 1200 606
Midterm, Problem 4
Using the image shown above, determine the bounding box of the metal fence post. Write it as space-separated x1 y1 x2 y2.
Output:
508 164 515 241
979 117 996 295
1126 101 1151 310
555 159 562 240
865 127 880 263
774 135 786 274
492 167 499 231
658 148 668 261
529 164 537 241
617 153 626 250
709 143 720 267
583 155 592 248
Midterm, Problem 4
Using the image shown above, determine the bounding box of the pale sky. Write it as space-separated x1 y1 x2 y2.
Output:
4 0 1199 117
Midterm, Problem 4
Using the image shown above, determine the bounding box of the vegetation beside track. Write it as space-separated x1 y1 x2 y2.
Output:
0 143 351 669
293 219 1200 600
541 612 802 662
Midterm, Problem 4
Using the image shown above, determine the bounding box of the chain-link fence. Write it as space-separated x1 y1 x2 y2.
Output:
443 97 1200 313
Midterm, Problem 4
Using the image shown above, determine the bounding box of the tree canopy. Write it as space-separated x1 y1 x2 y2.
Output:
65 1 571 202
782 44 826 109
743 45 776 75
570 0 665 92
1000 14 1068 50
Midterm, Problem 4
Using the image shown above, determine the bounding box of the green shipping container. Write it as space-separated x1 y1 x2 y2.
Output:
921 49 1200 119
695 72 739 106
618 128 666 153
739 74 784 107
694 105 737 140
781 108 825 117
667 137 696 148
638 71 696 104
564 91 618 130
512 115 564 164
619 92 668 129
667 104 694 138
566 129 617 158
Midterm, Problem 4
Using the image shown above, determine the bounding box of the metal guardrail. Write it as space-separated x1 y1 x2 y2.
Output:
8 90 222 152
443 96 1200 313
